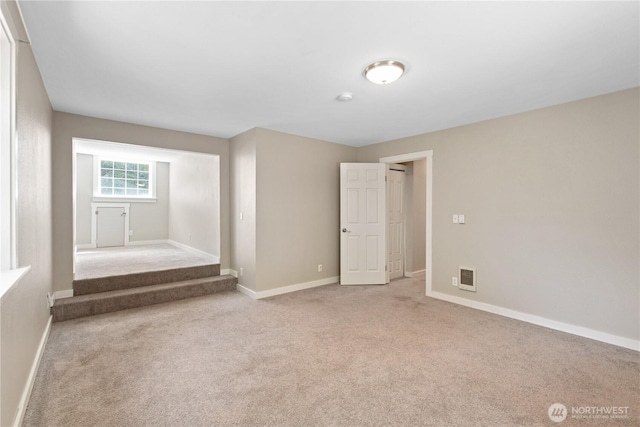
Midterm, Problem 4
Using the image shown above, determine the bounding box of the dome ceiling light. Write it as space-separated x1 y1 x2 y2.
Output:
363 60 405 85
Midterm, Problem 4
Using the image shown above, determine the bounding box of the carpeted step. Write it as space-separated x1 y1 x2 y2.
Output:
73 263 220 296
53 275 237 322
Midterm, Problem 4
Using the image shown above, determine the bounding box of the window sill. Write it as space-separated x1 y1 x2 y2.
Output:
0 266 31 300
92 197 157 204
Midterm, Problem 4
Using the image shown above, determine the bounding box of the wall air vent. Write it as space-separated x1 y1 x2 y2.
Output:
458 267 476 292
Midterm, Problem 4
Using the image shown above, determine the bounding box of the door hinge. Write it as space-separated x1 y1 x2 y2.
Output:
95 210 99 215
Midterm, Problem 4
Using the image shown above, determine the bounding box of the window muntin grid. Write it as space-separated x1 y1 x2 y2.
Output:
99 160 150 197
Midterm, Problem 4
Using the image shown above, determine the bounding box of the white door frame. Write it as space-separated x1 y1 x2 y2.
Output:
379 151 433 295
90 202 130 249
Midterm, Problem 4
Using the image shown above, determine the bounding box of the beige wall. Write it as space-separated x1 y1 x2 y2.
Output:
75 153 93 244
403 160 426 274
169 153 220 257
358 88 640 341
0 3 53 424
230 128 357 293
75 154 170 245
130 161 169 242
230 129 257 290
52 112 230 292
411 159 426 271
255 128 357 292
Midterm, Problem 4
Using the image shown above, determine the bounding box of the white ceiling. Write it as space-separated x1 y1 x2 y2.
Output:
19 1 639 147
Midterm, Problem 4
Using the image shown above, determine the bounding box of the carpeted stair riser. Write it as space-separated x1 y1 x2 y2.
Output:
52 275 237 322
73 264 220 295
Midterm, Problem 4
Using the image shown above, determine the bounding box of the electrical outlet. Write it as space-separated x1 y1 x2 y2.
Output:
240 268 243 276
318 264 323 272
459 214 465 224
129 230 133 236
452 276 458 286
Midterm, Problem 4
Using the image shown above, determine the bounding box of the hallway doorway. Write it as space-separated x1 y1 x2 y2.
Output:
380 151 433 294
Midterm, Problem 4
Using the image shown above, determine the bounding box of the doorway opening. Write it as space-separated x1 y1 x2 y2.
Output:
380 151 433 295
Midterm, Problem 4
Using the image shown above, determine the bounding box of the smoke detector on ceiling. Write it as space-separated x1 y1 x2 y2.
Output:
336 92 353 102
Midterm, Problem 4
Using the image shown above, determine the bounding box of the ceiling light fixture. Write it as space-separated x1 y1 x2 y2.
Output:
364 60 405 85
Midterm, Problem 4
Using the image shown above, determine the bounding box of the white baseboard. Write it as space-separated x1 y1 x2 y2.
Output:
127 239 169 246
167 240 219 263
53 289 74 302
405 269 426 278
236 283 256 299
13 315 52 427
223 269 237 277
77 240 169 250
427 290 639 351
237 276 339 300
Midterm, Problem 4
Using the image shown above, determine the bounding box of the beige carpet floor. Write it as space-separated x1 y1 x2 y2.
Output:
74 244 215 280
24 277 638 426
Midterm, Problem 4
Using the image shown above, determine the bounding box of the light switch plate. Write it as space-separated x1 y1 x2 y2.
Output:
453 215 459 224
459 214 465 224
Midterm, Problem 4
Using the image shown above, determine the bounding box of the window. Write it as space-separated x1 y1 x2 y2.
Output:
99 160 150 197
93 157 156 200
0 11 15 271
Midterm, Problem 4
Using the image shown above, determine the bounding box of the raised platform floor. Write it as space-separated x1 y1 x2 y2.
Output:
51 243 237 322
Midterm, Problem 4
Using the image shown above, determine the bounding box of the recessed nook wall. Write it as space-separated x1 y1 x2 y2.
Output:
52 112 230 292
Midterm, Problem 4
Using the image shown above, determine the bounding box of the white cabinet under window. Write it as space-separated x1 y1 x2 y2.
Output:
91 203 130 248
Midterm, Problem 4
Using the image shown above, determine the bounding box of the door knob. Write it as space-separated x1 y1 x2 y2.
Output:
342 228 350 233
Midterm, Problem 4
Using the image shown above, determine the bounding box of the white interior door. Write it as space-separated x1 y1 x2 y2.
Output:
96 207 126 248
340 163 386 285
387 167 405 280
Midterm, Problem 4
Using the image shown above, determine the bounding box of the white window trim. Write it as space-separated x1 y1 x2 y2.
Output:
90 202 130 249
92 156 157 203
0 6 18 277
